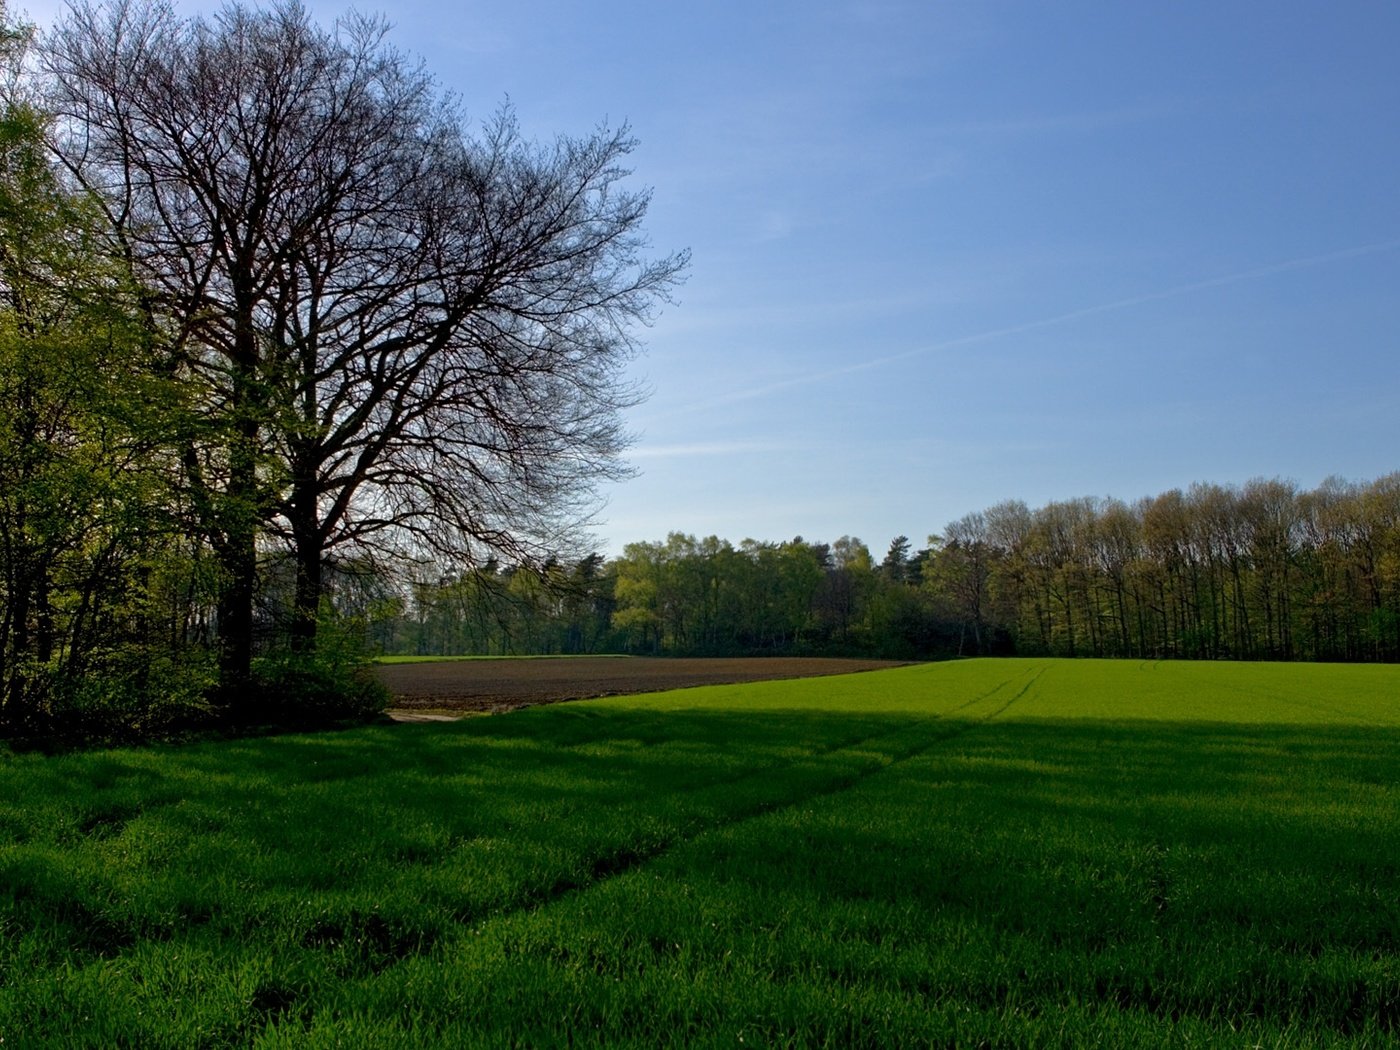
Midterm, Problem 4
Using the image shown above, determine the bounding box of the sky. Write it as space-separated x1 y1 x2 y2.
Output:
18 0 1400 556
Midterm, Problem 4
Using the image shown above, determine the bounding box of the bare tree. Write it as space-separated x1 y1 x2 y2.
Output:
933 513 993 655
41 0 685 685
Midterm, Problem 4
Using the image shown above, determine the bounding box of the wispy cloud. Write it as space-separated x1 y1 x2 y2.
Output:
628 441 793 460
929 103 1186 141
754 209 797 243
673 238 1400 414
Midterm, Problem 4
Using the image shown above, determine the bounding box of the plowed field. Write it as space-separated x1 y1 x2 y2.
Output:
377 656 910 715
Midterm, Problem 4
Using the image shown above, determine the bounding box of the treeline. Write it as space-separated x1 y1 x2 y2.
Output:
384 474 1400 663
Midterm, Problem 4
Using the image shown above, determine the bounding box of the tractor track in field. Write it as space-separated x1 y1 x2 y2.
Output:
441 663 1047 934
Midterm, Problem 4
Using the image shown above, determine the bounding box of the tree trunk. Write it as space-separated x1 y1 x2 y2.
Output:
5 559 31 716
291 539 323 654
289 474 324 654
217 532 256 688
217 329 261 689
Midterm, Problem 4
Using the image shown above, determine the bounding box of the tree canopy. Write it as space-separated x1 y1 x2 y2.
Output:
0 0 684 737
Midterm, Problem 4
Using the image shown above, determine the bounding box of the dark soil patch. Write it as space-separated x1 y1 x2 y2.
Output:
377 657 910 716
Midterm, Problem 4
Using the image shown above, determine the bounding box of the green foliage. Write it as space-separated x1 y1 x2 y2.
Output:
2 659 1399 1045
40 648 219 743
387 558 620 658
246 619 390 728
0 31 206 738
606 533 841 656
244 656 390 728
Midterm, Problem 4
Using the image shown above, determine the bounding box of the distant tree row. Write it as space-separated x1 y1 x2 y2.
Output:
379 474 1400 663
930 475 1400 662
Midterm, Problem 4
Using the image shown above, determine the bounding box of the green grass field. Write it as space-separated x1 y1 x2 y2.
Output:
3 658 1399 1048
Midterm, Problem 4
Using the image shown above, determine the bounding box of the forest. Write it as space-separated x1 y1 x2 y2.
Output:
383 473 1400 664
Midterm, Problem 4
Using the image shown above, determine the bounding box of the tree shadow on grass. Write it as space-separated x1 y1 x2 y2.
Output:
3 706 1399 1043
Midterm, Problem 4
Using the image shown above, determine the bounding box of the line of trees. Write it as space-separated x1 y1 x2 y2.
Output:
381 474 1400 663
0 0 681 738
931 475 1400 662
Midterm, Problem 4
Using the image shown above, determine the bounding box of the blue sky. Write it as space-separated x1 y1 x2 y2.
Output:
21 0 1400 555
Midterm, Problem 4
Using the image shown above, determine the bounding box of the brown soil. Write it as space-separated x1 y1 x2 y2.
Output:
378 656 909 717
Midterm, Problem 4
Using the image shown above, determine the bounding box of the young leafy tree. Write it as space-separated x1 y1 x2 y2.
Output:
41 0 685 691
611 540 664 654
0 6 191 731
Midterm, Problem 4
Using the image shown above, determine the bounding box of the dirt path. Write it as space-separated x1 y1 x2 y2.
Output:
378 656 910 719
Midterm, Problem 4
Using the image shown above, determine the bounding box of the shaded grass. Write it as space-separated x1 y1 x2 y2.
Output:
2 659 1399 1047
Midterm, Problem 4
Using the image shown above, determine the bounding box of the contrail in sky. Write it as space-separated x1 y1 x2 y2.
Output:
675 237 1400 414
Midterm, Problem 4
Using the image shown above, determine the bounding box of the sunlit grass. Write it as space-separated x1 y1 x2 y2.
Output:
3 659 1399 1047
